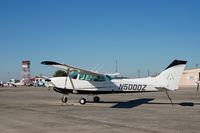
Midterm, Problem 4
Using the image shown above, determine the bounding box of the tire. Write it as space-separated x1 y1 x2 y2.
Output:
62 96 68 103
79 98 86 105
93 96 100 103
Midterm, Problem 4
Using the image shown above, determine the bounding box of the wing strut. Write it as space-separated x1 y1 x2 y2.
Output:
66 68 77 94
165 90 174 106
69 76 77 94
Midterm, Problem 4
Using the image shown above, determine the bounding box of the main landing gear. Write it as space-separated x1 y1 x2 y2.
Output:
93 96 100 103
79 98 86 105
79 96 100 105
61 95 101 105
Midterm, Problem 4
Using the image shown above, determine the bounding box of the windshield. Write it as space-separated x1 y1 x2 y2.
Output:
70 70 78 79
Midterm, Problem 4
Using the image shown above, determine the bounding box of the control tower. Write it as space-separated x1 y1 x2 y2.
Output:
22 60 31 85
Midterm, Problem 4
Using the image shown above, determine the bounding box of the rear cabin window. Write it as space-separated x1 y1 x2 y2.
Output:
106 75 112 80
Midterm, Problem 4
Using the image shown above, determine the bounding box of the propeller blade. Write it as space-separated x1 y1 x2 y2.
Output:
199 72 200 81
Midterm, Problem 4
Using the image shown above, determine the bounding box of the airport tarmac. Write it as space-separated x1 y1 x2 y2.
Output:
0 86 199 133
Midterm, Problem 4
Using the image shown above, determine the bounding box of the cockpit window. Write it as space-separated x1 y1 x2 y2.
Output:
70 70 78 79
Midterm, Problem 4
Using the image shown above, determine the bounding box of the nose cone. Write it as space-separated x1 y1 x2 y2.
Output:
49 77 67 89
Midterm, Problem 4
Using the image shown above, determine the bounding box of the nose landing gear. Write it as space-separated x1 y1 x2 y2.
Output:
61 96 68 103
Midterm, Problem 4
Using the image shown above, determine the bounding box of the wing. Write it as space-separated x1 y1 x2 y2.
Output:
106 73 120 77
41 61 104 76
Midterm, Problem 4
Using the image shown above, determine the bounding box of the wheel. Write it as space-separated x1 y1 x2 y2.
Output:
79 98 86 105
62 96 68 103
93 96 100 103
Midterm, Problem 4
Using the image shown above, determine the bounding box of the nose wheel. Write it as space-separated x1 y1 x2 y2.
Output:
61 96 68 103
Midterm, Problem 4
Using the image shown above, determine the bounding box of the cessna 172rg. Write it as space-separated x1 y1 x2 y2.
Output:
41 60 187 105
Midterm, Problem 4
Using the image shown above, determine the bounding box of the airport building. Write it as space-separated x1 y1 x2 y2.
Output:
179 68 200 86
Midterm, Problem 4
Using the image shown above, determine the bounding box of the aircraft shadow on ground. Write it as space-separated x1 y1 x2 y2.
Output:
111 98 155 108
86 98 154 108
93 98 200 109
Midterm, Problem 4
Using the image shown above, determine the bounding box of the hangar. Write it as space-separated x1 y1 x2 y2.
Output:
179 68 200 86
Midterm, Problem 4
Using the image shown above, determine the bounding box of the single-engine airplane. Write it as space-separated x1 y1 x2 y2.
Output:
7 79 25 87
41 60 187 105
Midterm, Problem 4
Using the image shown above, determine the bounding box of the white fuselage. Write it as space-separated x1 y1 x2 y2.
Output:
49 76 160 93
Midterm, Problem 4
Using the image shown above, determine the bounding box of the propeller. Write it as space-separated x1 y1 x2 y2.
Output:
197 72 200 93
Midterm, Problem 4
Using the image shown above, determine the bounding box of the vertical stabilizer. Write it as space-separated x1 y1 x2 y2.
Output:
155 60 187 91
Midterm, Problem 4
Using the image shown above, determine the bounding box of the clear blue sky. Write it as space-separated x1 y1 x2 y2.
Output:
0 0 200 81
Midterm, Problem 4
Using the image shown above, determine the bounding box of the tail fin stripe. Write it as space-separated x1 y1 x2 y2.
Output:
165 60 187 70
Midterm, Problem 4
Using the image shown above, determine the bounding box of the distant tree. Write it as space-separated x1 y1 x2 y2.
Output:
53 70 68 77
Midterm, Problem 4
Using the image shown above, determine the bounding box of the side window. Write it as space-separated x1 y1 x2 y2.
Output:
106 75 112 81
85 75 93 81
15 80 20 83
79 73 86 80
93 75 106 82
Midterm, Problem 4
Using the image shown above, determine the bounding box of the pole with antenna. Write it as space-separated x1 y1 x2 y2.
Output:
115 60 118 73
115 60 118 78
